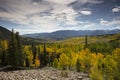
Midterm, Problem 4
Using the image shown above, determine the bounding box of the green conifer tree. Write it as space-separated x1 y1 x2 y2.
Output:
43 43 48 66
31 43 37 64
7 29 19 66
7 29 25 66
84 35 88 49
15 32 25 66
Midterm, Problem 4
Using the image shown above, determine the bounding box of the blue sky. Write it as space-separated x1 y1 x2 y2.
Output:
0 0 120 34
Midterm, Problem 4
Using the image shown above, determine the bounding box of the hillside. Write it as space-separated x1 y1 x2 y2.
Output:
0 26 120 45
0 26 11 40
56 33 120 45
0 26 52 44
22 29 120 40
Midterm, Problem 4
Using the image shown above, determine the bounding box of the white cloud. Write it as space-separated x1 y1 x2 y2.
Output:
65 20 79 25
78 0 103 4
112 6 120 12
115 26 120 29
0 0 114 34
80 10 92 15
50 6 79 25
100 18 109 25
0 0 79 27
45 0 76 5
100 18 120 27
0 0 52 25
78 21 98 30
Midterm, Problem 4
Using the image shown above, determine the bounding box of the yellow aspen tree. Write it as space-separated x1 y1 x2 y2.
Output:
59 53 69 70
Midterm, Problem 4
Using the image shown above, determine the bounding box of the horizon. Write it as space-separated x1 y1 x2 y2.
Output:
1 26 120 35
22 28 120 35
0 0 120 34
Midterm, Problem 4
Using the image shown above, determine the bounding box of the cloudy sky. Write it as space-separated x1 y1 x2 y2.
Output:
0 0 120 34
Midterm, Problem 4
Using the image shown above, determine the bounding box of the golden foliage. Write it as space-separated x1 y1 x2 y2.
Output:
35 59 40 67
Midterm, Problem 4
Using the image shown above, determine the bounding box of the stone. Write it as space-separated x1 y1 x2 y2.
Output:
77 77 83 80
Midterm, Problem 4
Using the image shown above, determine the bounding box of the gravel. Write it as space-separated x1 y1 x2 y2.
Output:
0 67 90 80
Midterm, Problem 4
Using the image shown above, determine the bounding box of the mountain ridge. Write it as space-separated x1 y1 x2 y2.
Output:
0 26 120 40
0 26 11 40
22 29 120 40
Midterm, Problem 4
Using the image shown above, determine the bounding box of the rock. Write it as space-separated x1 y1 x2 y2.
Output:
77 77 83 80
0 67 90 80
50 76 57 80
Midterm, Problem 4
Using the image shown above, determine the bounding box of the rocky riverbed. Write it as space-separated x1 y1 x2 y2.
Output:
0 67 90 80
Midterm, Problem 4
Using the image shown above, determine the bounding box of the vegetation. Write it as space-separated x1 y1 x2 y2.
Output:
0 26 11 40
0 29 120 80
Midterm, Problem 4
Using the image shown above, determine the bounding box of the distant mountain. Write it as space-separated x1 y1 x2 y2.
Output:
22 29 120 40
0 26 11 40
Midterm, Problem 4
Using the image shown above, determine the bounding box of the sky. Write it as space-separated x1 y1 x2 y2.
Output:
0 0 120 34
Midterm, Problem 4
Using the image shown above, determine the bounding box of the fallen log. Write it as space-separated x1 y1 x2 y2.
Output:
0 65 12 71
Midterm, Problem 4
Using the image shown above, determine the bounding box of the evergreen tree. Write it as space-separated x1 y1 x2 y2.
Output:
43 43 48 66
15 32 25 66
76 58 81 72
38 46 41 67
84 35 88 49
38 46 41 59
1 49 7 65
7 29 19 66
25 57 30 67
38 45 44 67
31 43 37 64
7 29 25 66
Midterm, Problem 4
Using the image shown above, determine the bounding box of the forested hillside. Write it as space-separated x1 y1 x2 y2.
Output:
0 26 11 40
0 29 120 79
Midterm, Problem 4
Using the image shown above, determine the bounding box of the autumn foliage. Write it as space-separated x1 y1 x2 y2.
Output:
0 30 120 79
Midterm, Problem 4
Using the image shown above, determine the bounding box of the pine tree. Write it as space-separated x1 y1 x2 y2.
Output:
38 46 41 59
76 58 81 72
7 29 25 66
1 49 7 65
7 29 19 66
38 46 41 67
84 35 88 49
25 57 30 67
31 43 37 64
43 43 48 66
15 32 25 66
